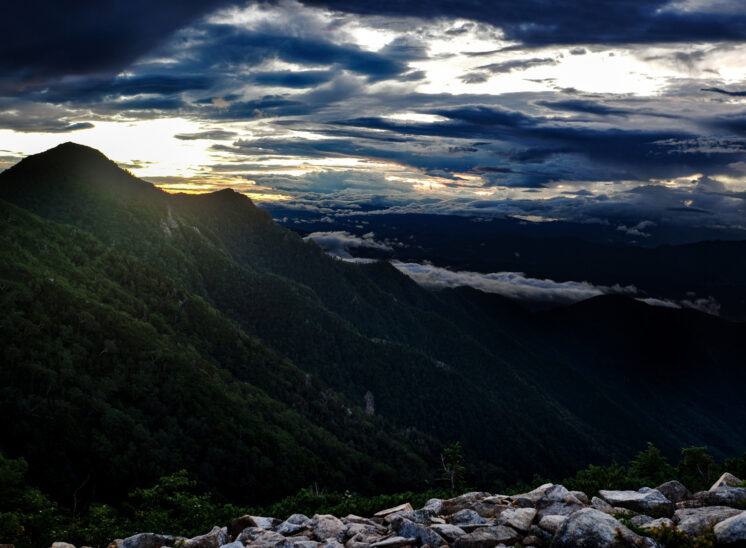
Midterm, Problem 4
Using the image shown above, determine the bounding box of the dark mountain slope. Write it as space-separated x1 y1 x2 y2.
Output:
0 143 616 480
0 198 436 506
432 288 746 459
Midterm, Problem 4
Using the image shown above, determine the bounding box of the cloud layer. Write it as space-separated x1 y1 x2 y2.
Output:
391 261 721 314
1 0 746 235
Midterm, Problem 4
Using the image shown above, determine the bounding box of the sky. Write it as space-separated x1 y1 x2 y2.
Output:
2 0 746 231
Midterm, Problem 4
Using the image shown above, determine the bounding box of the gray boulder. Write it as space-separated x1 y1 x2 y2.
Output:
443 492 491 514
183 526 228 548
453 526 519 548
536 485 585 519
498 508 536 532
714 511 746 546
470 500 506 518
450 509 486 525
345 532 379 548
345 523 380 539
219 542 244 548
423 498 445 515
370 537 412 548
430 523 467 542
711 473 742 491
571 491 590 505
287 541 318 548
390 516 445 546
697 486 746 506
550 508 657 548
538 515 567 534
674 506 743 536
373 503 413 518
599 488 673 516
230 516 277 538
122 533 185 548
319 542 344 548
511 484 554 506
395 509 435 524
310 515 345 542
237 529 291 548
344 516 379 528
591 496 615 514
276 514 311 536
656 480 691 504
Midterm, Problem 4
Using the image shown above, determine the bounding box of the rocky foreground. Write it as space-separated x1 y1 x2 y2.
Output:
54 473 746 548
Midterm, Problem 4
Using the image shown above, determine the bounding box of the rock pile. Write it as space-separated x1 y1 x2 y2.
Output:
71 473 746 548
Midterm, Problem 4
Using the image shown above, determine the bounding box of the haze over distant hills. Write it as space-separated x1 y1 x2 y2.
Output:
1 143 745 511
273 209 746 320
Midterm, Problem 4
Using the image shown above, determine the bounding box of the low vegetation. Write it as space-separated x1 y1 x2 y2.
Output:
2 444 746 548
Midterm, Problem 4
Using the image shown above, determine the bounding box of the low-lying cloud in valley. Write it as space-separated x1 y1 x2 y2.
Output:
391 261 635 304
303 230 395 259
391 261 721 313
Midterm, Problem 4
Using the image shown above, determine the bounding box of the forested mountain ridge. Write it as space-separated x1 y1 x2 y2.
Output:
0 143 615 479
0 198 437 506
2 143 745 513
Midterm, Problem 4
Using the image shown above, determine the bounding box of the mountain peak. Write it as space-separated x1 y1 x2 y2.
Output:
3 141 120 178
35 141 113 166
0 142 161 207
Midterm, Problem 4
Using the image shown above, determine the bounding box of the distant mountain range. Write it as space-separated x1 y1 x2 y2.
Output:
274 209 746 319
1 142 745 510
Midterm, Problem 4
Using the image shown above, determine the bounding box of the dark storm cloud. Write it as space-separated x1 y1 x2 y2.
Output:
459 57 559 84
185 26 410 82
703 87 746 97
114 97 187 111
0 0 230 88
47 122 95 133
174 130 238 141
476 57 558 74
251 70 337 88
535 99 682 119
301 0 746 45
213 135 492 176
710 112 746 136
0 119 93 133
331 104 746 182
0 100 96 133
535 100 635 117
460 73 490 84
9 74 214 110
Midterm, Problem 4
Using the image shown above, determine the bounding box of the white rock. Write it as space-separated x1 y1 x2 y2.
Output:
429 523 467 542
183 526 228 548
550 508 657 548
714 511 746 546
538 514 567 534
310 515 345 542
374 503 413 517
370 537 413 548
591 496 615 514
599 488 673 515
499 508 537 532
674 506 742 536
711 472 742 491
